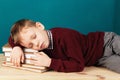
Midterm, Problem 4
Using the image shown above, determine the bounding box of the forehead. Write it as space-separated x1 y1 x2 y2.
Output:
19 27 34 45
20 27 34 36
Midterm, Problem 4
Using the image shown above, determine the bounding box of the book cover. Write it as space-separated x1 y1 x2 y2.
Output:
2 43 38 52
2 61 47 73
4 51 35 59
5 57 35 65
3 61 46 70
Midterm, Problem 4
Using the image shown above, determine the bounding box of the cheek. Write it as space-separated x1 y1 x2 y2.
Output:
20 38 30 47
36 33 42 40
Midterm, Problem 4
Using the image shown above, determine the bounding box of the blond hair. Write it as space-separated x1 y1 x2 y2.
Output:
11 19 36 44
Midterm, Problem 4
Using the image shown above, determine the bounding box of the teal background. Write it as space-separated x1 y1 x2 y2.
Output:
114 0 120 33
0 0 120 53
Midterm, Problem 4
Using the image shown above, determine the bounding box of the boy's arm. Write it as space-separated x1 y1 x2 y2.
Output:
30 46 84 72
49 56 84 72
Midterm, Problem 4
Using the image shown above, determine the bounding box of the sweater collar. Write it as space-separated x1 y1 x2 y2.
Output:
46 30 53 49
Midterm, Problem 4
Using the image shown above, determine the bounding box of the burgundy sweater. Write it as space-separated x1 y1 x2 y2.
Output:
9 28 104 72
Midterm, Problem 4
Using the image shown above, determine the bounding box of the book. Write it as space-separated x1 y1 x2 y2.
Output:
2 62 47 73
2 43 38 52
5 57 33 64
4 51 36 59
2 43 47 73
2 61 46 70
2 57 47 72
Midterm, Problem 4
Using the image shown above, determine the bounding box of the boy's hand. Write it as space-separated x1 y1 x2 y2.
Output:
10 46 24 67
31 52 51 67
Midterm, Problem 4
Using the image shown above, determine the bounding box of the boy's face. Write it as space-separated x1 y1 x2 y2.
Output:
19 22 49 50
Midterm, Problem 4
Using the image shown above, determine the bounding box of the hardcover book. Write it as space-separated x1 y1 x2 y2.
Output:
2 43 38 52
2 62 47 73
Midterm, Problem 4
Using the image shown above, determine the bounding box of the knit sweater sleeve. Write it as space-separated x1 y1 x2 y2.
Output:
50 48 85 72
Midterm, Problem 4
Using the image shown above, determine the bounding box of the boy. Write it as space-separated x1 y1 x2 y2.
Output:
9 19 120 73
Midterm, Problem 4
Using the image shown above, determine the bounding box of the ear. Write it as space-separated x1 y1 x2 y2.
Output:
36 22 45 30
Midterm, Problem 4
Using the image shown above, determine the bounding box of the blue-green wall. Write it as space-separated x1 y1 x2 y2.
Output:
0 0 117 53
114 0 120 34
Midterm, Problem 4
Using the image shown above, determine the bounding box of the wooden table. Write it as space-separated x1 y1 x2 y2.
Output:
0 54 120 80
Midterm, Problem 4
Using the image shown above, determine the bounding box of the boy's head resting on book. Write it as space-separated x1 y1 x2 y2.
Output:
11 19 49 50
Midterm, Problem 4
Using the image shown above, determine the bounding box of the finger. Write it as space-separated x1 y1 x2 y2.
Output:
16 58 21 67
34 52 40 56
30 54 37 60
30 60 37 65
21 54 25 63
12 57 20 67
11 57 15 64
10 56 13 63
39 52 46 55
30 60 42 66
13 58 17 66
34 52 46 57
14 58 18 67
10 54 14 63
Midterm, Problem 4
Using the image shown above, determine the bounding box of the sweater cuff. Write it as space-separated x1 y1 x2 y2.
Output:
49 58 60 71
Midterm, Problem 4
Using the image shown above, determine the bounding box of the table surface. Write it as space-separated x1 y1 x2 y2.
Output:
0 53 120 80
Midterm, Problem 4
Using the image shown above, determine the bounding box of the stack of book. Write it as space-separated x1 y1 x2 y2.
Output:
2 43 47 73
